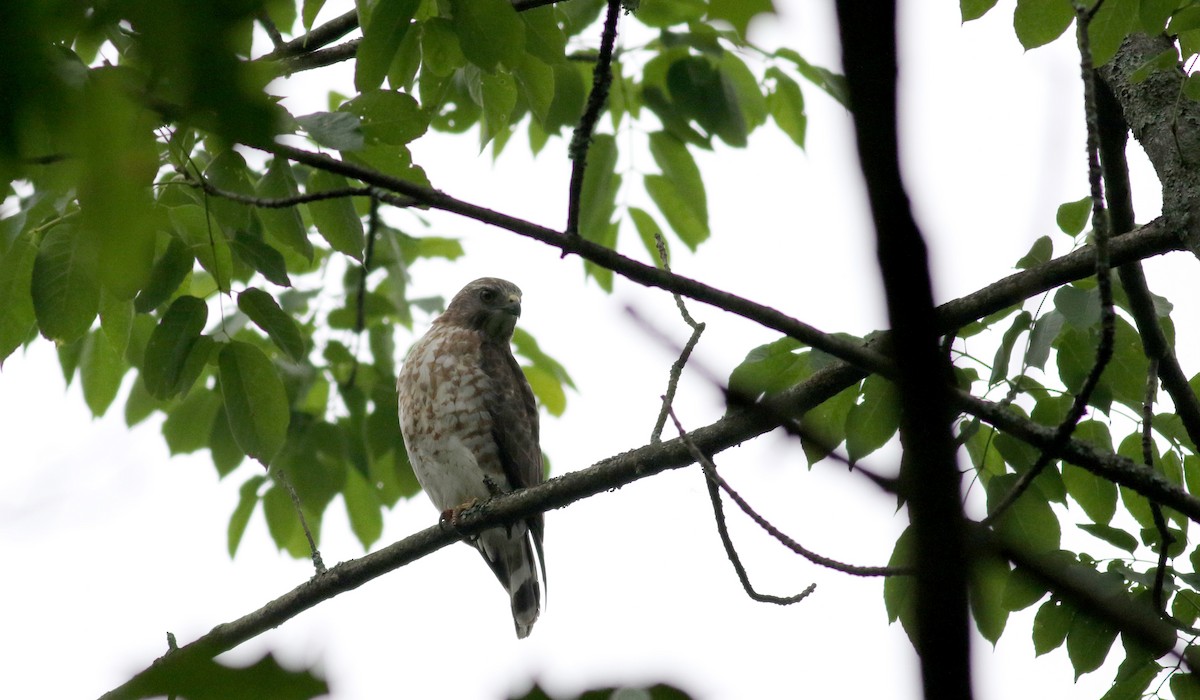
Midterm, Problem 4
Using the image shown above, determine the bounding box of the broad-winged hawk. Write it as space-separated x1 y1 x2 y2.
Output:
396 277 546 638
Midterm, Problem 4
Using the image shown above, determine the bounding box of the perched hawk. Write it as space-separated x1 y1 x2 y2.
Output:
396 277 546 638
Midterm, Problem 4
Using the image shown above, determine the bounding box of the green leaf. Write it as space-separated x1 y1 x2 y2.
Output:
844 375 901 462
708 0 774 37
1100 650 1159 700
1025 310 1064 370
231 231 292 287
649 131 707 225
1054 284 1100 328
989 310 1031 385
204 150 257 234
79 329 127 416
645 175 709 250
523 364 567 416
450 0 524 71
1088 0 1138 66
257 158 314 261
1056 195 1092 235
134 235 194 313
511 327 575 391
262 483 299 551
544 62 587 134
1033 599 1073 655
1077 523 1138 552
800 384 859 467
774 48 849 108
728 337 808 402
210 403 246 477
577 134 621 288
170 205 232 293
1001 565 1047 611
32 223 100 344
0 228 38 361
163 388 221 455
479 69 519 147
422 18 466 77
138 652 327 700
1016 235 1052 269
344 466 384 549
302 0 326 30
1171 673 1200 700
1067 609 1118 678
970 553 1011 644
637 0 706 27
142 295 207 400
962 0 999 21
237 287 307 362
1014 0 1075 50
307 170 365 260
766 66 806 148
219 340 290 464
719 51 767 135
521 6 568 64
296 111 365 152
665 55 746 146
343 89 428 145
77 72 157 301
1063 421 1117 523
1140 0 1178 33
228 475 265 557
99 291 134 360
355 0 420 92
514 54 556 127
882 526 917 644
986 473 1062 552
386 12 423 90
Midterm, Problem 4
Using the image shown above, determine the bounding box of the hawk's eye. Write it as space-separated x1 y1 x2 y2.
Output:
479 288 497 303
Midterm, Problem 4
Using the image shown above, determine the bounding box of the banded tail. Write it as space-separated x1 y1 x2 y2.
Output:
476 524 543 639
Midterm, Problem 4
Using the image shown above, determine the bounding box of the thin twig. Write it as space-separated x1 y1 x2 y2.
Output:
982 3 1116 527
565 0 622 236
259 9 359 60
274 466 327 575
672 413 818 603
668 407 907 579
628 307 868 477
650 233 705 443
257 12 286 51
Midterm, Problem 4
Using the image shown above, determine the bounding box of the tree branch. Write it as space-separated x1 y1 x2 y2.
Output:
566 0 621 235
668 408 819 604
835 4 971 698
99 305 1200 700
1095 68 1200 454
982 3 1117 527
254 143 1182 385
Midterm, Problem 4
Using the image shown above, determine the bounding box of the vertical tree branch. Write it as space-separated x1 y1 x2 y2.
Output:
833 5 971 699
983 4 1117 526
1096 76 1200 451
565 0 622 236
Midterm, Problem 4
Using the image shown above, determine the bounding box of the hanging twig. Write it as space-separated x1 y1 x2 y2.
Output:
650 233 706 443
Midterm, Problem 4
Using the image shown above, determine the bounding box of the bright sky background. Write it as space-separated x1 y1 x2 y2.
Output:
3 1 1194 699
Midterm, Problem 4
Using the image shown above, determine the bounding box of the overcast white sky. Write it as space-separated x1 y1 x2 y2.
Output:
2 1 1193 699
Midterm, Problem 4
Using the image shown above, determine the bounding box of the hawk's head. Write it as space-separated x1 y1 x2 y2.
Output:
442 277 524 341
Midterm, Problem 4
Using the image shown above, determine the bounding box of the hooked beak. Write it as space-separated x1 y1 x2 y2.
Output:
504 293 522 317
